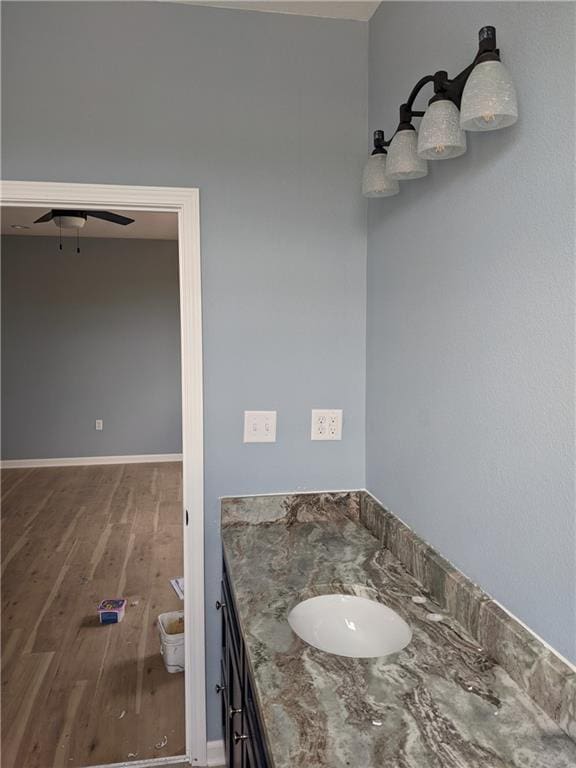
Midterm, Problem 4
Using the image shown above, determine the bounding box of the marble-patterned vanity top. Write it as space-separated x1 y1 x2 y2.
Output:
221 492 576 768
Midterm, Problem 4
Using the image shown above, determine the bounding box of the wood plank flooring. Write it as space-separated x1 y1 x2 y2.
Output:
1 462 185 767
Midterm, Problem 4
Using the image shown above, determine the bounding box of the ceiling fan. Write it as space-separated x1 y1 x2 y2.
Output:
34 209 135 229
33 208 135 253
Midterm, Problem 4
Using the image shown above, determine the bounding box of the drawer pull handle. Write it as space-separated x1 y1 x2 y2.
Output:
216 600 226 610
233 732 249 744
229 706 242 717
215 683 226 694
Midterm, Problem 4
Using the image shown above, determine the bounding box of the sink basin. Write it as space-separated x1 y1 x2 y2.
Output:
288 594 412 658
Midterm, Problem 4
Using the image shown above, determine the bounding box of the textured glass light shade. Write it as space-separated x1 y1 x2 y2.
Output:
417 100 467 160
386 131 428 180
460 60 518 131
362 153 399 197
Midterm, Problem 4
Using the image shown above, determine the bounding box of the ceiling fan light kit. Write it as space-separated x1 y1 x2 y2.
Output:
362 25 518 197
54 213 87 229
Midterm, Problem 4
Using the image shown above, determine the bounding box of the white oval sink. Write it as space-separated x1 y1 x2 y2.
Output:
288 594 412 658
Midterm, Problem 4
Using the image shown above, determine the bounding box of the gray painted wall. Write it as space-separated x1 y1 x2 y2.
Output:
1 235 182 459
367 2 575 661
2 2 368 737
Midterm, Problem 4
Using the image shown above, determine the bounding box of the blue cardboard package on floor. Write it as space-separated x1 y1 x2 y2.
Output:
98 599 126 624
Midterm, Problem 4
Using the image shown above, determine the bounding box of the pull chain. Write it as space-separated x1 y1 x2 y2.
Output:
59 220 62 251
76 228 80 254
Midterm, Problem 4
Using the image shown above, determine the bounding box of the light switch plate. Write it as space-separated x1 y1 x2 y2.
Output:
311 409 343 441
243 411 277 443
95 419 103 431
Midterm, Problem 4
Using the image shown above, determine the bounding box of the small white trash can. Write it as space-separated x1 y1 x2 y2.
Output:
158 611 185 673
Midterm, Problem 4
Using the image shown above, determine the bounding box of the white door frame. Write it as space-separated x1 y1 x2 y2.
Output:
0 181 206 767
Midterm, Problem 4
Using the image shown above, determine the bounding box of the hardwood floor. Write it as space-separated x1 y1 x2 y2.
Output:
1 462 185 767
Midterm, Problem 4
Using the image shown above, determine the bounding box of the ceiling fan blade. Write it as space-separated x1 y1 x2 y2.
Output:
34 211 55 223
87 210 135 226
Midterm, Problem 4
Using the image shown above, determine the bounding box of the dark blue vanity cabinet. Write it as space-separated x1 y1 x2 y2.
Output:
218 558 271 768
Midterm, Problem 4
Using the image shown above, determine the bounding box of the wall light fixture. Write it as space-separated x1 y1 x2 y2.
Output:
362 26 518 197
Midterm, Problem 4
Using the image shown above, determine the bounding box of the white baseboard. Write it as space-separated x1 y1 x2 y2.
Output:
206 739 225 766
1 453 183 469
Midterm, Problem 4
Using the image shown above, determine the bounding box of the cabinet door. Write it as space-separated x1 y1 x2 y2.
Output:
242 734 258 768
220 580 242 768
242 676 270 768
219 660 232 768
223 567 242 660
241 708 269 768
221 559 270 768
228 641 244 768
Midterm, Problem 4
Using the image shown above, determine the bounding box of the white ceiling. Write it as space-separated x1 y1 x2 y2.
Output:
184 2 380 21
1 208 178 240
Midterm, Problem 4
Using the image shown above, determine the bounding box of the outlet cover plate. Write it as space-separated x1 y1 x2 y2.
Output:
244 411 277 443
311 409 342 441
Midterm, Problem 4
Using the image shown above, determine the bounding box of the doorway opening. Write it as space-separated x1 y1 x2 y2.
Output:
0 182 205 768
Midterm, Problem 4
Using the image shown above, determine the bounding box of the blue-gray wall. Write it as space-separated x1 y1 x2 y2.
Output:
1 235 182 459
2 2 368 737
366 2 575 661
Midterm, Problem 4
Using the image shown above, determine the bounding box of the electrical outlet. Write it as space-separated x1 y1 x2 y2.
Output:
95 419 103 431
243 411 277 443
311 409 342 441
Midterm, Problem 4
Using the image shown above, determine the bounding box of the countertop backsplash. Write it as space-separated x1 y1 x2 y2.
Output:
358 491 576 741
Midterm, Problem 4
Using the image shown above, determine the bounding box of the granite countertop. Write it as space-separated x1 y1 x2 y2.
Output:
221 495 576 768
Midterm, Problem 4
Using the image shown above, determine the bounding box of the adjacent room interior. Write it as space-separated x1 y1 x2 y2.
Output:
1 207 186 766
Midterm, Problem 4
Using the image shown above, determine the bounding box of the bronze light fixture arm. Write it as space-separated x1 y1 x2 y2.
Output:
372 25 501 147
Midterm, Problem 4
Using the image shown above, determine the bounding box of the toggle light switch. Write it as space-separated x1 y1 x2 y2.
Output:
243 411 277 443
